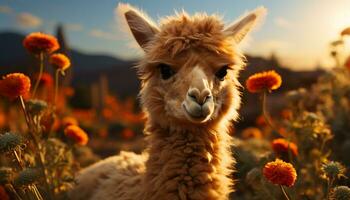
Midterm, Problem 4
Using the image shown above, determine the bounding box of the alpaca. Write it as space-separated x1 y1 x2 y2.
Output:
69 3 266 200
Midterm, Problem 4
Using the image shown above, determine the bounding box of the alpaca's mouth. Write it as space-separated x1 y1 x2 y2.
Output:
182 104 210 123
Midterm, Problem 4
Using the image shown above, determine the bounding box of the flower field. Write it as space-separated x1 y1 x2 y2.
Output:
0 16 350 200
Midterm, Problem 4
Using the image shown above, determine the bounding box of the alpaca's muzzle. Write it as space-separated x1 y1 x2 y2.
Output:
182 87 214 123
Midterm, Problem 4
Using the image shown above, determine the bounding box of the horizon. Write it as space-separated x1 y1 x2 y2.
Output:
1 0 350 70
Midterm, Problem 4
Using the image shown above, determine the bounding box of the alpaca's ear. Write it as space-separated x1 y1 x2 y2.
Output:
117 3 159 50
223 7 267 43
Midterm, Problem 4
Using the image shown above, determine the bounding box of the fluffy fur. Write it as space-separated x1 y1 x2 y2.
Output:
69 3 266 200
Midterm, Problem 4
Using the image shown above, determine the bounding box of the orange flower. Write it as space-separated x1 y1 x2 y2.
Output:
281 109 293 120
102 108 114 120
263 159 297 187
61 117 78 128
0 73 31 99
63 87 74 96
256 115 267 127
345 56 350 71
242 127 262 139
272 138 298 157
23 32 59 54
121 128 135 139
36 72 54 88
341 27 350 36
49 53 71 71
0 186 9 200
246 70 282 93
64 125 88 145
0 111 6 128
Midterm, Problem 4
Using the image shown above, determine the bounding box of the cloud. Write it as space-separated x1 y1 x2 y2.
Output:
89 29 118 40
65 23 83 31
16 12 42 28
274 17 292 29
0 5 12 14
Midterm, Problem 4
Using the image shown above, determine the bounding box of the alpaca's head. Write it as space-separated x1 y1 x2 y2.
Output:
118 4 266 127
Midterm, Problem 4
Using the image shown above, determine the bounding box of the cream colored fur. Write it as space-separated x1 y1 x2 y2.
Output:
69 3 266 200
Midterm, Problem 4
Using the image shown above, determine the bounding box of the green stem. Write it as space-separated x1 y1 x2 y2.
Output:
19 96 52 200
280 185 291 200
30 185 43 200
320 139 326 155
13 149 24 170
32 52 44 98
38 151 53 200
262 91 278 133
54 69 60 106
286 137 294 164
19 96 31 128
326 176 335 200
262 92 295 164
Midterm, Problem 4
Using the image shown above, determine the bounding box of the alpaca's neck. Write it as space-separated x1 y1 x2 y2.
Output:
142 123 234 200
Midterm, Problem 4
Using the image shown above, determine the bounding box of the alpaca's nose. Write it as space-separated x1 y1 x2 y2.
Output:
187 88 212 106
183 87 214 122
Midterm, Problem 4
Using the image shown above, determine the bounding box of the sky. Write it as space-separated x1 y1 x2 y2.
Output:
1 0 350 70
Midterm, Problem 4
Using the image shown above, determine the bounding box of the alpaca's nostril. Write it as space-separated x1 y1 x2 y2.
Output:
188 93 197 101
187 89 200 102
203 95 212 104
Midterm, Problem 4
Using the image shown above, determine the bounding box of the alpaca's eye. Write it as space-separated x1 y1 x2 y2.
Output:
215 65 229 81
158 63 175 80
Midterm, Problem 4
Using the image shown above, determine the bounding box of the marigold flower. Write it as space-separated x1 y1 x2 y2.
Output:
0 186 9 200
62 117 78 128
256 115 268 127
246 70 282 93
0 73 31 99
242 127 263 139
64 125 88 145
345 56 350 71
63 87 75 96
36 72 53 88
281 109 293 120
49 53 71 71
341 27 350 36
122 128 135 139
272 138 298 157
263 159 297 187
0 112 6 129
23 32 59 54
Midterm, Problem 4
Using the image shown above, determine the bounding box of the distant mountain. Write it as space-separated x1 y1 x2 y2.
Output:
0 31 139 96
70 50 132 71
0 32 36 72
0 32 131 70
